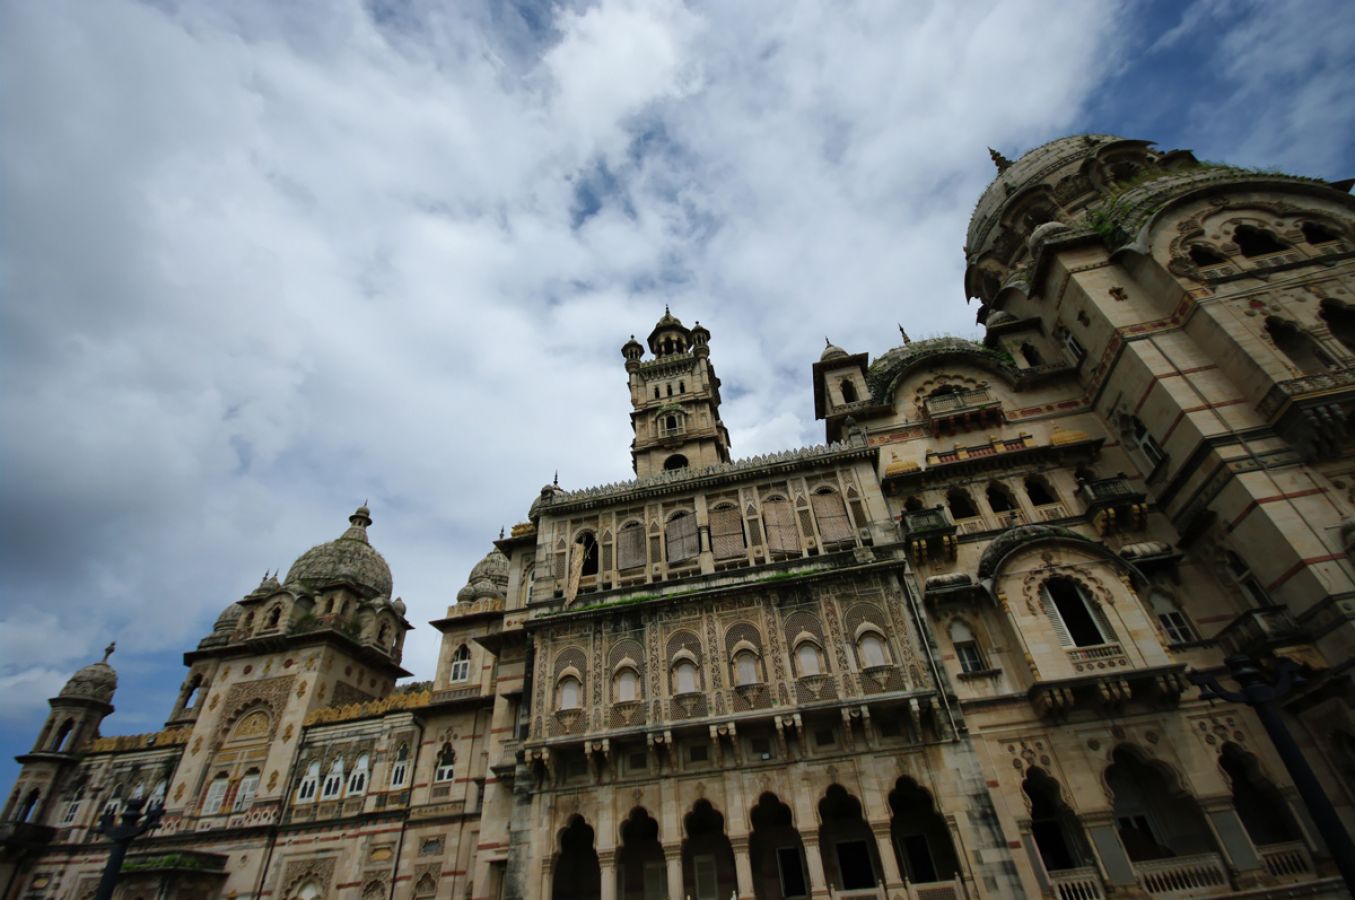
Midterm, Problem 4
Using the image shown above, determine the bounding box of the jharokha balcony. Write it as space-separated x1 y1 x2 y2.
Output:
900 507 957 564
1078 475 1147 534
922 387 1004 435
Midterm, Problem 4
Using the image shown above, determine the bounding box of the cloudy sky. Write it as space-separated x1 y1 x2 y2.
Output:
1 0 1352 784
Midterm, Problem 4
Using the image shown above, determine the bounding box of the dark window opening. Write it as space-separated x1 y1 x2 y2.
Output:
903 496 923 512
664 454 688 471
679 380 685 393
1019 341 1043 366
653 387 660 399
1234 225 1289 258
985 482 1016 513
1047 578 1108 647
1024 768 1088 872
840 380 858 404
1321 300 1355 354
1267 316 1333 374
1188 244 1228 266
666 383 673 396
777 847 808 897
1222 743 1301 847
52 720 74 753
665 415 678 430
1302 222 1340 245
835 841 875 890
946 489 978 520
576 532 599 577
1025 476 1057 506
266 606 282 629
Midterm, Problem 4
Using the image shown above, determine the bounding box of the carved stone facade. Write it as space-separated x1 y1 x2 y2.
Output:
3 134 1355 899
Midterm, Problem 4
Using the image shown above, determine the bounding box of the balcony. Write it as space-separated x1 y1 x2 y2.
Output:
922 388 1004 435
1048 866 1103 899
1132 851 1228 897
1213 606 1306 658
900 507 956 565
1079 476 1147 534
1258 841 1316 884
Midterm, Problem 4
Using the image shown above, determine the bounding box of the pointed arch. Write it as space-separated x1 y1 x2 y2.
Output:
888 777 959 883
1267 316 1333 374
1106 745 1219 861
553 814 600 900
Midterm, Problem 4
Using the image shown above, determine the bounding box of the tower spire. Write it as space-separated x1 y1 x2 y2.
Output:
102 641 116 664
988 147 1013 173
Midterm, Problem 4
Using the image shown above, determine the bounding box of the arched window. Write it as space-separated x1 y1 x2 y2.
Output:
450 644 471 683
434 744 456 782
665 511 699 563
666 382 674 396
347 754 369 795
1220 743 1301 846
664 453 689 471
1320 299 1355 354
1188 244 1228 266
1126 416 1167 470
1107 747 1217 861
558 676 582 710
811 488 854 545
61 795 82 825
950 620 986 673
297 762 320 802
201 774 229 815
377 622 391 647
709 504 747 559
762 497 801 556
1224 550 1270 607
575 531 599 577
985 482 1016 514
17 790 39 823
51 719 74 753
321 758 345 800
1234 225 1289 258
795 641 823 677
1149 590 1197 644
840 380 858 404
617 521 646 570
1024 768 1091 872
946 488 978 520
653 386 660 400
903 496 923 512
857 632 888 668
679 380 686 393
390 743 409 789
665 414 678 431
149 780 166 807
1302 221 1340 245
613 667 640 703
233 770 260 811
1019 341 1043 366
183 674 203 710
1041 578 1113 647
1024 475 1057 507
672 659 699 694
733 650 761 686
1267 316 1334 374
265 606 282 629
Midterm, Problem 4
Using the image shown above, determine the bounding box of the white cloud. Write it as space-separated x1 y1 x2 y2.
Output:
4 0 1343 783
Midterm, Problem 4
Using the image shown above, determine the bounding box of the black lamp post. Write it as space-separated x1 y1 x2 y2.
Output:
1189 654 1355 893
92 795 163 900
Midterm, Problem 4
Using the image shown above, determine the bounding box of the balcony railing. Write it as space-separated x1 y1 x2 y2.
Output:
1048 866 1103 900
1081 476 1141 504
901 508 954 536
1215 606 1305 657
910 877 968 900
1133 852 1228 897
1258 841 1315 883
922 388 1004 435
924 388 996 416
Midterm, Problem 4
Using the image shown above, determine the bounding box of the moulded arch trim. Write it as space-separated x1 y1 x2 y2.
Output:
1019 765 1079 816
1122 175 1355 259
875 346 1020 409
728 639 761 660
670 649 699 667
977 524 1146 586
611 657 640 676
749 791 801 830
791 631 822 651
557 666 583 683
852 622 886 642
664 507 696 523
571 527 598 543
1098 741 1196 805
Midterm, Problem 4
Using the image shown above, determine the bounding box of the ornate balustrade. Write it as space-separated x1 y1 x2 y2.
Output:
1133 852 1229 897
1258 841 1315 883
1048 866 1103 900
910 876 967 900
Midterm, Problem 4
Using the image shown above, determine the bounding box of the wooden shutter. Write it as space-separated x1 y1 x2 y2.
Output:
763 499 800 555
811 491 854 544
617 523 646 570
1040 585 1073 647
710 506 747 559
666 513 699 562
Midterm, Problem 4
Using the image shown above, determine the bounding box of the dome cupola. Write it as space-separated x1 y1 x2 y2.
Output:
60 642 119 704
284 505 393 598
647 307 691 357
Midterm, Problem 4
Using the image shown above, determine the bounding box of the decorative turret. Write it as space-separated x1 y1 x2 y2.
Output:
284 505 393 598
624 311 732 477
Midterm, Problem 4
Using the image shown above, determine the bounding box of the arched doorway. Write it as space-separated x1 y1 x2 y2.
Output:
553 815 601 900
1106 746 1217 861
818 785 881 892
618 807 665 900
683 799 737 900
749 793 807 899
888 777 959 884
1220 743 1302 848
1023 768 1093 872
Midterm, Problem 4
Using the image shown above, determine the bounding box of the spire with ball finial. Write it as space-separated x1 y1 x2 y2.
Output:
988 147 1012 173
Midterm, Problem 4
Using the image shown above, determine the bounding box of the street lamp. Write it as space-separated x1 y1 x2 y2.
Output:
1189 654 1355 893
92 794 164 900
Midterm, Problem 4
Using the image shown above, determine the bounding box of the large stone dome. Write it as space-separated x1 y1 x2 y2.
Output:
61 644 118 704
285 506 393 597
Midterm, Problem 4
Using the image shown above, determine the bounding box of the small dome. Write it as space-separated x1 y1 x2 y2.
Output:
455 548 510 605
61 643 118 703
284 506 393 598
214 603 245 631
457 583 477 604
821 340 848 361
469 577 503 601
392 597 407 616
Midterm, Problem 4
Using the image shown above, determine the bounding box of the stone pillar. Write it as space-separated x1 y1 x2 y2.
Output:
664 841 684 900
870 820 905 891
1200 797 1267 890
730 834 755 900
800 837 830 899
1082 812 1137 887
599 849 617 900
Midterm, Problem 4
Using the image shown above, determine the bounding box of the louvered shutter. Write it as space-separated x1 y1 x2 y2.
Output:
763 499 800 554
710 506 747 559
811 491 854 544
617 523 646 570
666 513 699 562
1040 585 1073 647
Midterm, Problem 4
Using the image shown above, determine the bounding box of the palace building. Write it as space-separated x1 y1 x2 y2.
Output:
4 134 1355 899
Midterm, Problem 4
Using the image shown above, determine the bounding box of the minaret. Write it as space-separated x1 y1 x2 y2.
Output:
621 310 731 477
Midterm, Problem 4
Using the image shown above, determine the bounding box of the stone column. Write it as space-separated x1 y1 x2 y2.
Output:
800 836 831 899
1200 797 1267 890
599 848 617 900
1082 812 1137 888
870 820 905 891
730 834 755 900
664 841 684 900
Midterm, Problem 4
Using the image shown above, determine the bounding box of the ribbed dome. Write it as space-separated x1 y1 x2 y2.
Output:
61 644 118 703
214 602 244 631
284 506 393 597
455 548 509 605
821 341 848 361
